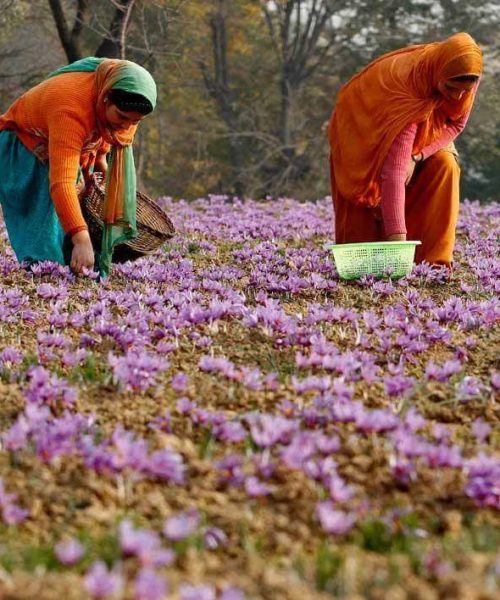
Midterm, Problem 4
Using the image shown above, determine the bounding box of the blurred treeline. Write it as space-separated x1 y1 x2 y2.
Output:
1 0 500 201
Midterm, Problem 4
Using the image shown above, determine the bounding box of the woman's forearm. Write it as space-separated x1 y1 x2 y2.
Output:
380 123 418 237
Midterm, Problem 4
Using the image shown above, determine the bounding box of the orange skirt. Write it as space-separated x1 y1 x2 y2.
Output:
331 148 460 267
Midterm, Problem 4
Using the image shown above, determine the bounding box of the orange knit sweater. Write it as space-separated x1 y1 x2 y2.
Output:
0 72 110 235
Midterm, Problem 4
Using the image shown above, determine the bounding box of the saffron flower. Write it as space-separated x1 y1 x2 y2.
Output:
316 502 355 536
55 537 85 565
134 568 169 600
84 561 124 599
163 509 200 541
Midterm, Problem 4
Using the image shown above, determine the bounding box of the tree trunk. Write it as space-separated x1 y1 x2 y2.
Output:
280 75 293 156
95 0 136 59
200 1 245 196
47 0 90 63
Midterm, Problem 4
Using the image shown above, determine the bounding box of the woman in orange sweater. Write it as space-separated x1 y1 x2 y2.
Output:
0 57 157 276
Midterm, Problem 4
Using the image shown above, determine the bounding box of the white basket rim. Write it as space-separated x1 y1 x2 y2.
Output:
327 240 421 251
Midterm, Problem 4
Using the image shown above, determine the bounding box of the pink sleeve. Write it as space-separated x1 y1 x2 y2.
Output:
420 112 468 160
380 123 418 236
421 78 480 160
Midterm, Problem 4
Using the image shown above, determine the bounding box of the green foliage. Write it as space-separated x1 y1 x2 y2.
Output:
198 429 215 459
357 514 423 554
0 527 121 574
0 542 60 573
315 542 344 592
449 518 500 554
68 354 108 385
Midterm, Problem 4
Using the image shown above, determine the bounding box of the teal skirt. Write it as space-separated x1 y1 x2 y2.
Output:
0 130 70 265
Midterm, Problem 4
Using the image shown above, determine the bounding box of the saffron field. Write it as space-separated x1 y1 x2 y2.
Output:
0 197 498 600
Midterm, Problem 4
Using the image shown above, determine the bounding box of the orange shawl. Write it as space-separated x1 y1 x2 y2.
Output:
328 32 483 207
93 60 138 223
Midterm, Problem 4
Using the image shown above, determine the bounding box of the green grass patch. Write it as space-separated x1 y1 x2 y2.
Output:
356 514 424 555
66 355 110 385
0 528 121 574
315 541 344 592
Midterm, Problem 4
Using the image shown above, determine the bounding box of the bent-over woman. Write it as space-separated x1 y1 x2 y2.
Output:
328 32 483 267
0 57 157 276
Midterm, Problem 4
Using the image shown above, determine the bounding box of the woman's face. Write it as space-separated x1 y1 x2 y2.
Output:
104 101 147 131
437 78 476 102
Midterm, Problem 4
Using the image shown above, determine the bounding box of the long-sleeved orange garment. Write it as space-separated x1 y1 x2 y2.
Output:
0 72 110 235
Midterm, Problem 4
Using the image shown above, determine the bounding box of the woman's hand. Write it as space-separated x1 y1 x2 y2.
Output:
94 155 108 176
406 153 423 185
71 230 94 274
387 233 407 241
405 159 416 185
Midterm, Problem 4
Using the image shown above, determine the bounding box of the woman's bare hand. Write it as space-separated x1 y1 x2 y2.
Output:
405 159 416 185
71 230 94 274
94 156 108 176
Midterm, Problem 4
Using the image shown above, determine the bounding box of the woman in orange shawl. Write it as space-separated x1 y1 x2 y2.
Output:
328 32 483 267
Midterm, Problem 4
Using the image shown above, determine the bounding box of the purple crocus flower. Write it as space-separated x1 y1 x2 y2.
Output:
148 411 172 434
471 419 491 443
425 359 461 382
171 372 189 391
179 584 216 600
118 520 173 567
219 587 245 600
491 371 500 391
330 400 364 423
248 414 298 447
316 502 355 536
1 503 29 526
0 346 23 366
55 537 85 565
327 474 355 503
110 427 148 472
134 568 168 600
84 561 124 599
457 376 483 399
403 408 427 432
383 374 415 397
203 526 228 549
2 416 30 451
163 509 200 541
432 423 452 443
176 397 198 415
464 453 500 509
389 455 416 486
424 444 463 469
215 454 245 487
0 478 29 525
244 476 272 497
109 350 169 392
212 421 247 444
145 448 186 484
356 409 400 434
24 366 77 407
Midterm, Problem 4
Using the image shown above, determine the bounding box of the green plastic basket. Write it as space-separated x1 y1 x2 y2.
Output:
328 241 421 280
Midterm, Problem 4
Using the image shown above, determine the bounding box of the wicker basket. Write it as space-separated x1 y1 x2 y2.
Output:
78 173 175 261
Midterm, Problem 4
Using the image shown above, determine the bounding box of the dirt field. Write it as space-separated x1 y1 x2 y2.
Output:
0 197 498 600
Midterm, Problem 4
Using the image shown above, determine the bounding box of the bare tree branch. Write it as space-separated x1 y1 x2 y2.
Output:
95 0 137 59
